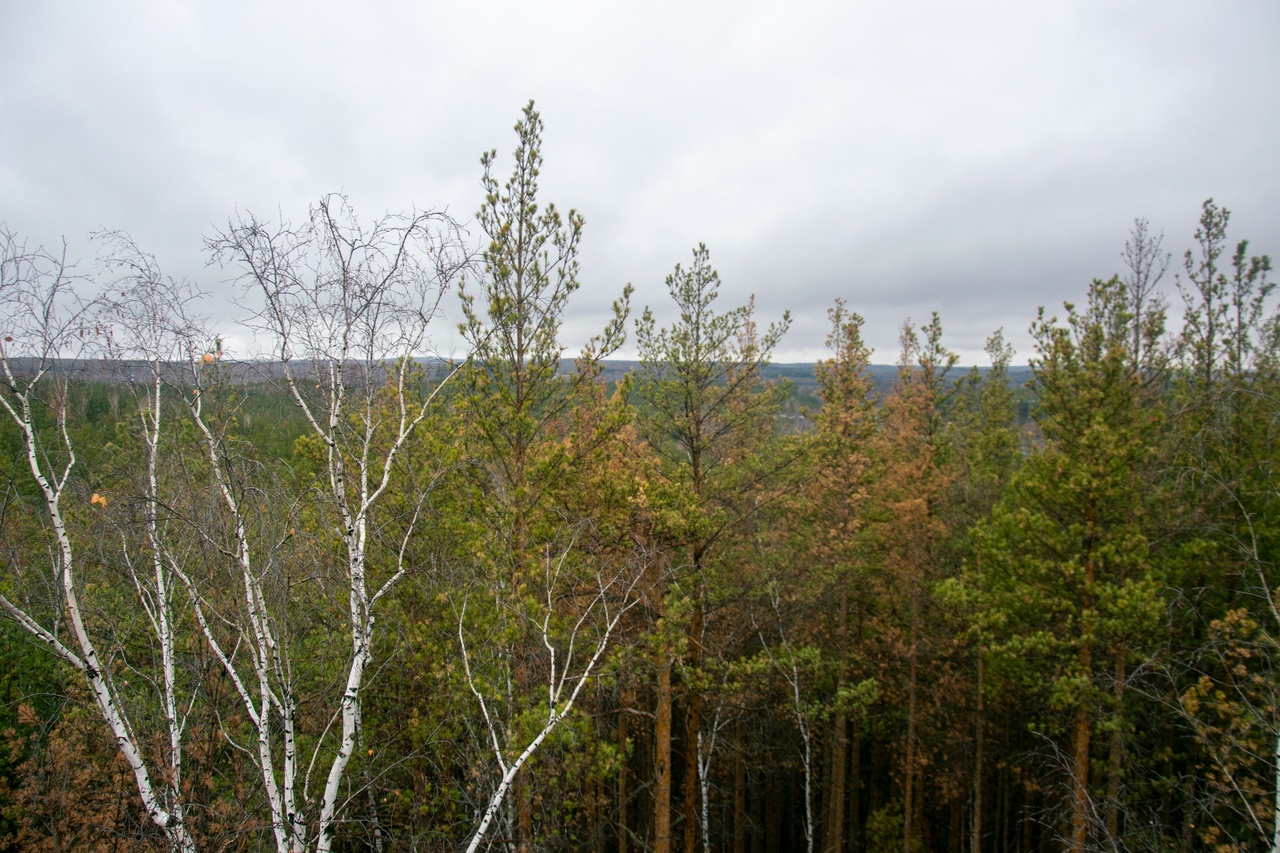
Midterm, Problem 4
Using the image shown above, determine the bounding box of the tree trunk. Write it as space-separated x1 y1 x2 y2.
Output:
1071 547 1096 853
755 751 766 852
734 741 746 853
766 761 781 853
515 753 532 852
850 725 861 853
871 732 885 816
1021 797 1033 853
996 762 1007 853
656 657 673 853
1070 681 1092 853
827 711 847 853
1179 773 1196 853
619 704 629 853
514 509 533 853
972 647 984 853
684 578 705 853
828 584 850 853
904 589 920 853
595 727 606 853
1105 646 1126 844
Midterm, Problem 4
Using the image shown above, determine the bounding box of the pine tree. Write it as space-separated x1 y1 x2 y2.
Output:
633 244 790 853
454 100 634 851
807 301 880 853
873 314 958 853
976 278 1165 853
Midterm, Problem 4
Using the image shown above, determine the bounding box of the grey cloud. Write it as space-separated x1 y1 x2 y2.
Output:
1 0 1277 367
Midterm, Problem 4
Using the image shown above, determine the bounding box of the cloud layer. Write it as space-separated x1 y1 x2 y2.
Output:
2 0 1277 364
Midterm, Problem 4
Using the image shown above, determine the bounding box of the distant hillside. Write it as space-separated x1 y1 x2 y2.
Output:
587 360 1034 402
20 357 1034 409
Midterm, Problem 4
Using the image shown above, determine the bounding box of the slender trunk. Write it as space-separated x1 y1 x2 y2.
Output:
1105 647 1125 844
996 762 1007 853
1272 723 1280 853
618 705 629 853
656 657 673 853
1021 798 1033 852
1072 546 1096 853
850 724 861 853
699 728 712 853
513 506 533 853
734 741 746 853
828 584 850 853
972 647 984 853
684 703 701 853
754 753 765 851
143 379 194 853
791 664 815 853
684 580 705 853
904 590 919 853
595 741 606 853
1180 773 1196 853
315 542 372 853
828 711 847 853
1070 659 1092 853
358 707 385 853
316 638 367 852
822 721 835 844
871 732 885 816
517 769 532 853
766 759 781 853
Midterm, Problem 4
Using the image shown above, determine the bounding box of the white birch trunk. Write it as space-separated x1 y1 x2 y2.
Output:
1272 724 1280 853
461 546 645 853
697 706 724 853
137 366 194 852
0 353 194 851
759 597 814 853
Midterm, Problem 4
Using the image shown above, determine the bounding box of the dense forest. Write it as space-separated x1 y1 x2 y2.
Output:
0 103 1276 853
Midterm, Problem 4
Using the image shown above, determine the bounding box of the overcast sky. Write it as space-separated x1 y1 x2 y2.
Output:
2 1 1277 365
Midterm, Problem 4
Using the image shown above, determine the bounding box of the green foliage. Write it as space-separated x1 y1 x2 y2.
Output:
458 100 631 479
3 139 1280 853
865 803 919 853
634 243 792 545
977 278 1166 702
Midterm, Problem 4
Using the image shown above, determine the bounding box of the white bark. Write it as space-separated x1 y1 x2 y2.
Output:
460 540 646 853
757 593 815 853
0 205 461 852
0 232 196 852
183 373 304 852
199 198 465 852
1273 725 1280 853
698 706 726 853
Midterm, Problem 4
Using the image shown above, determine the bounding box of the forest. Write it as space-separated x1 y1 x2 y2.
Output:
0 102 1276 853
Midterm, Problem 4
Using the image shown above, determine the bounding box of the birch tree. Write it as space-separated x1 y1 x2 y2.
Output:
458 529 648 852
0 228 198 852
197 195 467 852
